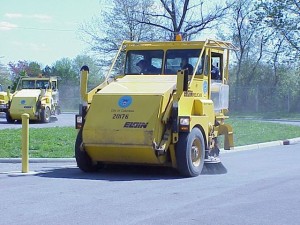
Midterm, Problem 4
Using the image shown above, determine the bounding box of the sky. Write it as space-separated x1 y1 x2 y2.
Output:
0 0 103 67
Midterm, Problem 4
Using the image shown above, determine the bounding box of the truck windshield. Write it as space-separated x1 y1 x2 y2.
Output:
20 80 50 89
0 85 3 92
165 49 204 75
125 50 163 75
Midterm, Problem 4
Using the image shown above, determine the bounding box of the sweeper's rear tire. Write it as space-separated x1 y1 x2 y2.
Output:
6 112 14 123
41 107 51 123
75 129 98 172
176 127 205 177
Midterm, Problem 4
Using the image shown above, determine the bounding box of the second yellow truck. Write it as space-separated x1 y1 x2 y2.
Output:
6 76 60 123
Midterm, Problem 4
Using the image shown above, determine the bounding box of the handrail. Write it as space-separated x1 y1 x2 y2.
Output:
202 39 238 51
188 39 238 89
104 40 128 82
188 39 209 88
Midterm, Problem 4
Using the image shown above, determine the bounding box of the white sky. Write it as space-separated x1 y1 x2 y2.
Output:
0 0 103 67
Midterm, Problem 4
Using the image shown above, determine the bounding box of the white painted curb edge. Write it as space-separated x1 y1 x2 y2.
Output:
221 137 300 154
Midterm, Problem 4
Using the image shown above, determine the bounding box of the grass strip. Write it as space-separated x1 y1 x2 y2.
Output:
0 127 76 158
228 118 300 146
0 119 300 158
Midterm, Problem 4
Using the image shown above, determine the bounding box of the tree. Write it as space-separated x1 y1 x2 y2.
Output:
8 60 42 90
135 0 232 40
217 0 283 111
42 65 53 77
50 58 79 87
80 0 232 66
257 0 300 55
73 55 104 89
0 62 10 88
28 62 42 76
81 0 158 56
217 0 263 108
216 0 300 113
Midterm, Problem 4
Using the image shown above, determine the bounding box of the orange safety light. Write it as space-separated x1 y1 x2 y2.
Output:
175 34 183 41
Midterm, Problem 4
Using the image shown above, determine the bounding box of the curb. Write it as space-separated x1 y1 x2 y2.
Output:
220 140 283 154
0 137 299 163
219 137 300 154
0 158 75 163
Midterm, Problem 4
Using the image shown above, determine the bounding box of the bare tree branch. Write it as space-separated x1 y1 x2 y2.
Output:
134 20 173 32
178 0 190 31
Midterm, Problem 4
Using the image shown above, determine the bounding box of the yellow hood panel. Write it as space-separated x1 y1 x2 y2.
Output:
14 89 41 98
99 75 177 94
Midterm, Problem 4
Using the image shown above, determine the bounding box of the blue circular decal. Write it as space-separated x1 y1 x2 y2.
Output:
21 100 26 105
118 96 132 108
203 81 208 94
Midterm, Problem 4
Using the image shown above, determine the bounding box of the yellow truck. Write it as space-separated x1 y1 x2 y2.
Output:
6 76 60 123
75 38 235 177
0 84 10 113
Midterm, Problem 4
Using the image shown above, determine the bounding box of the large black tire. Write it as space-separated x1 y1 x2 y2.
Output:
6 112 14 123
75 129 98 172
41 107 51 123
176 127 205 177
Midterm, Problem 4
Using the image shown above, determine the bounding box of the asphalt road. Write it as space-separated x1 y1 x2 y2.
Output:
0 112 75 129
1 144 299 225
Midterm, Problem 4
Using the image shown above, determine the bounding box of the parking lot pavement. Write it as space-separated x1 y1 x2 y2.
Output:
0 112 76 129
0 161 77 175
